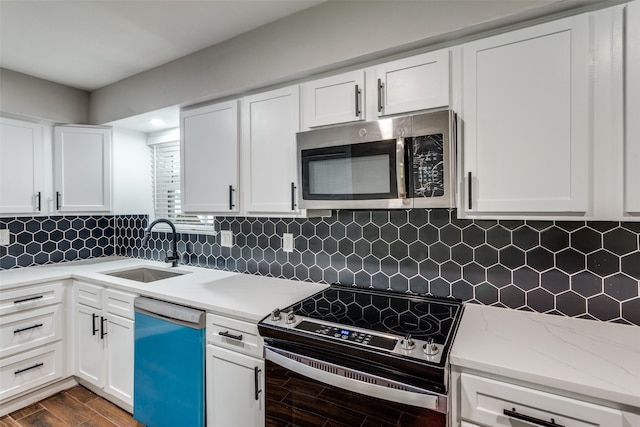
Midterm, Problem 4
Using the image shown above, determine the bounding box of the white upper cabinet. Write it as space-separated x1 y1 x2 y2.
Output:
375 49 449 117
54 126 112 212
626 1 640 215
181 100 240 213
459 14 590 217
242 86 301 215
0 118 45 215
302 70 365 128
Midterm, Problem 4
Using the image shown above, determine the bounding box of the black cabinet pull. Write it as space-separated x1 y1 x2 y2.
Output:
377 78 384 113
229 185 235 211
100 316 108 339
14 295 43 304
92 313 99 336
468 172 473 210
14 323 43 334
15 363 44 375
254 366 262 401
219 330 243 341
354 84 361 117
36 191 41 211
56 191 61 210
503 408 564 427
290 182 297 211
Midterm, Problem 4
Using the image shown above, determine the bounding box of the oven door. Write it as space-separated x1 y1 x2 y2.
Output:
264 346 447 427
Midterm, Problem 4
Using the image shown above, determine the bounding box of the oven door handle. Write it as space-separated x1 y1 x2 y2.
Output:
264 346 446 413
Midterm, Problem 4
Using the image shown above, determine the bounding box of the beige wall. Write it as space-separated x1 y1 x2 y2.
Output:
0 68 89 123
90 0 595 125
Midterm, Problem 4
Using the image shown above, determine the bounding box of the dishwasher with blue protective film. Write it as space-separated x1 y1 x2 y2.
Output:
133 296 206 427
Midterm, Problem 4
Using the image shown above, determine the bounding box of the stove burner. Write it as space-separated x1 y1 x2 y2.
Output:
382 313 438 338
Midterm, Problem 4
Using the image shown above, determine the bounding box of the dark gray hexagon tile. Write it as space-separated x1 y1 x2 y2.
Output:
463 262 485 285
475 282 499 305
409 276 429 295
587 294 620 321
527 247 554 272
500 285 525 309
527 288 554 313
499 245 525 270
474 244 498 267
512 226 539 250
418 224 439 245
604 273 639 301
486 226 511 249
429 210 450 228
571 271 603 298
441 260 462 282
556 248 585 274
429 242 451 264
408 209 429 227
451 243 473 266
487 265 512 288
556 291 586 316
419 258 439 280
622 298 640 325
541 268 571 294
587 250 619 277
621 252 640 279
429 278 451 297
452 280 474 301
513 267 539 291
571 227 602 254
462 225 485 248
603 227 638 256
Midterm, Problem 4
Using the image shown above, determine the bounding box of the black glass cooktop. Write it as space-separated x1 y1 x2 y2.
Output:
287 285 461 344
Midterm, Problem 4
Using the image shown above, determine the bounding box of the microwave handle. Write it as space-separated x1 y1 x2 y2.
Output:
396 137 406 199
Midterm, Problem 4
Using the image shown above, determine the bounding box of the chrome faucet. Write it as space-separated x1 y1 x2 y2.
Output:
142 218 180 267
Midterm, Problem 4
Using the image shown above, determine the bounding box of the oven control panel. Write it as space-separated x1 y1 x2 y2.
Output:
295 320 397 350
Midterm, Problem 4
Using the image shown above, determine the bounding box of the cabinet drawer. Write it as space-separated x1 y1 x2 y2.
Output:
0 341 64 402
461 373 625 427
0 305 63 358
104 288 137 320
207 314 262 358
0 282 64 316
75 281 102 309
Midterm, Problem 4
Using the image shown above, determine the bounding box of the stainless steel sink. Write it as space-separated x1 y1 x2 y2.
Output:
104 267 188 283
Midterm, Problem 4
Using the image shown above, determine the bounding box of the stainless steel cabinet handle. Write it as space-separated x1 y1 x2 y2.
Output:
92 313 99 336
503 408 564 427
36 191 41 211
15 363 44 375
14 323 43 334
377 79 384 113
254 366 262 401
229 185 235 211
219 330 243 341
396 137 406 199
56 191 61 210
14 295 43 304
354 84 361 117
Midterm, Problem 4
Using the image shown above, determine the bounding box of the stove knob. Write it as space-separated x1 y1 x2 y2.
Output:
271 308 281 321
423 338 439 356
401 334 416 351
285 311 296 324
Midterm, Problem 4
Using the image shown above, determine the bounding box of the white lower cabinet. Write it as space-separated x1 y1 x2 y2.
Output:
206 313 264 427
0 281 66 404
460 373 627 427
74 282 136 408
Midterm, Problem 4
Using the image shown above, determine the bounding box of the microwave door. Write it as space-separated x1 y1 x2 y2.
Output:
300 140 408 209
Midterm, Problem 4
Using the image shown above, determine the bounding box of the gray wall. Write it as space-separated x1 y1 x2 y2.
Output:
0 68 89 123
89 0 592 125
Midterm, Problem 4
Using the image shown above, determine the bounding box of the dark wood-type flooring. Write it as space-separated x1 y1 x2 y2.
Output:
0 386 144 427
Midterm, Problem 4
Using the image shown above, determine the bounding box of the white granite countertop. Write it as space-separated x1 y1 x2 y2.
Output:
450 303 640 409
0 257 328 322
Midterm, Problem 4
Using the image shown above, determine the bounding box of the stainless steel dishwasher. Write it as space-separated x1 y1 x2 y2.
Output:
133 297 206 427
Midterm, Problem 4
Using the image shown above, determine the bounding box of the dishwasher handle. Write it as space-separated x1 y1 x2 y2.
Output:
135 297 205 329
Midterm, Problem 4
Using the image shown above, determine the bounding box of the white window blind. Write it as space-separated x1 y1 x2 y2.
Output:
151 141 213 226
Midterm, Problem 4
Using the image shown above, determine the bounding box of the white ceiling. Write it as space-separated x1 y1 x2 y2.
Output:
0 0 324 91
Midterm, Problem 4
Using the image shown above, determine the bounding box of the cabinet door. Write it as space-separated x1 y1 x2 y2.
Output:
54 126 112 212
461 15 590 214
206 345 264 427
75 304 104 387
375 49 449 117
181 100 240 213
626 1 640 214
302 70 365 128
0 118 44 214
104 314 134 406
242 86 300 214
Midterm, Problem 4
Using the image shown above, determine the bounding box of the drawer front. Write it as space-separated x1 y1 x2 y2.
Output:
0 282 64 316
207 313 262 358
460 373 625 427
0 305 62 358
75 282 102 309
0 341 64 402
104 288 137 320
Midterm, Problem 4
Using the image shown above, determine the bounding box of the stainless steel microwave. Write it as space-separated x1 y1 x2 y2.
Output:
296 110 456 209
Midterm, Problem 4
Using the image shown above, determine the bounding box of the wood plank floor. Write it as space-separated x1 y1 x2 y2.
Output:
0 386 144 427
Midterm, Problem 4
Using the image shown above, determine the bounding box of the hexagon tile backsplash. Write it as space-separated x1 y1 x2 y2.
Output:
1 211 638 325
115 209 640 326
